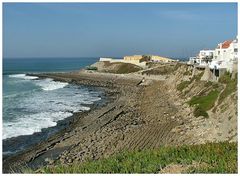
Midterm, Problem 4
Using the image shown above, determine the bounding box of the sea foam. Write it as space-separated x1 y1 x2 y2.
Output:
3 111 73 139
34 78 69 91
9 74 38 80
3 74 102 140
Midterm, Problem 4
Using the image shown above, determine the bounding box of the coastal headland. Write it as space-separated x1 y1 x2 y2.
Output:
3 62 237 173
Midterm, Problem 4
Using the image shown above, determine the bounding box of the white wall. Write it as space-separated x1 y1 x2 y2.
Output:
99 58 147 68
211 38 238 72
199 50 214 59
99 58 113 62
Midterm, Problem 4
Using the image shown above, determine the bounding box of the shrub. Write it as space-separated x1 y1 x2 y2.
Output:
142 63 182 75
193 106 208 118
218 72 237 104
177 81 191 91
183 70 192 76
204 81 213 87
218 71 232 84
188 90 219 111
116 63 142 74
191 72 204 82
188 90 219 117
86 66 98 71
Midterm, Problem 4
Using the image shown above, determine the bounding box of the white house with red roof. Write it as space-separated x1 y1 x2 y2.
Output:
209 37 238 73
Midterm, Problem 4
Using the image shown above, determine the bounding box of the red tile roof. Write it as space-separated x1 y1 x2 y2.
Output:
221 40 232 49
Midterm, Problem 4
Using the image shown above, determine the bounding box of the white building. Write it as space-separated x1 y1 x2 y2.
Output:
99 57 114 62
188 50 214 66
210 37 238 72
188 56 199 65
199 50 214 60
198 50 214 66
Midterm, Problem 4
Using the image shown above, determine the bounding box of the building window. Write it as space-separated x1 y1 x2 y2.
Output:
234 48 238 52
218 51 220 54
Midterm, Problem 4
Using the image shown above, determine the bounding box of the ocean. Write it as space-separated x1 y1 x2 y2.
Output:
3 57 102 155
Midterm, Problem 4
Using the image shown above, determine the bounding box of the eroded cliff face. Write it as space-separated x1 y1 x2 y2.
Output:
161 63 237 144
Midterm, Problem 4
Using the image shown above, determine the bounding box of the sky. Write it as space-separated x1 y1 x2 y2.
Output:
3 3 238 59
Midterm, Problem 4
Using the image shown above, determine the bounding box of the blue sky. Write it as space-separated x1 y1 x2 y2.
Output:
3 3 237 59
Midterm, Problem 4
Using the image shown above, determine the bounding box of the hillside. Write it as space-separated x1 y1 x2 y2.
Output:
90 61 142 74
162 63 237 145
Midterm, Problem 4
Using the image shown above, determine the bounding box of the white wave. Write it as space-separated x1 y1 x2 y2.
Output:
34 78 69 91
3 111 72 139
82 97 101 104
79 106 91 111
9 74 38 80
3 151 15 155
3 77 103 140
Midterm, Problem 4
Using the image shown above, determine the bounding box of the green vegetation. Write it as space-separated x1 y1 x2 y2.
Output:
85 66 98 71
102 62 142 74
177 81 191 91
176 72 205 93
193 106 209 118
189 90 219 110
191 71 204 82
115 63 142 74
188 90 219 118
218 72 237 104
204 81 213 87
29 142 237 174
218 71 234 84
142 55 151 61
183 70 192 76
173 63 182 70
142 63 182 75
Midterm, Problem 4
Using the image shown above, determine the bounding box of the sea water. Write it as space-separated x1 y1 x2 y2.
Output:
3 57 101 155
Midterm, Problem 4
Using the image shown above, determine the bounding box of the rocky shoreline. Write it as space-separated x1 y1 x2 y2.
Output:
3 65 237 173
3 70 143 173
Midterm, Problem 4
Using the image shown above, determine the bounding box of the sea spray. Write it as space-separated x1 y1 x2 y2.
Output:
3 75 102 140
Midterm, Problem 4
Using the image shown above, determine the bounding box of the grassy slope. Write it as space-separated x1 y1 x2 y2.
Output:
177 81 191 91
29 142 237 174
115 63 142 74
187 71 237 118
103 62 142 74
188 90 219 118
142 63 181 75
218 72 237 104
